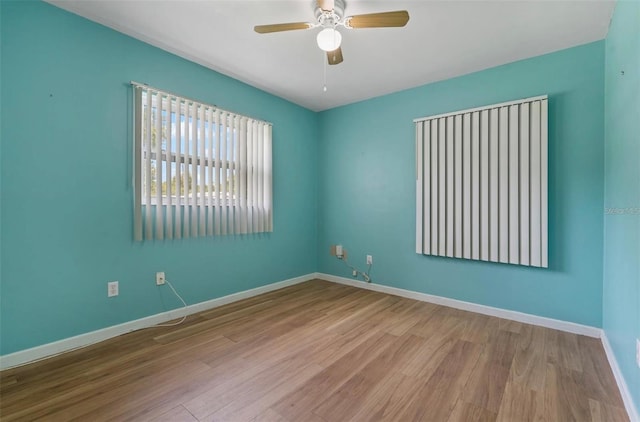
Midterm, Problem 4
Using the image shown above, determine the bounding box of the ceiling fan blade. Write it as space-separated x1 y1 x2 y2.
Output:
254 22 313 34
345 11 410 28
327 47 343 65
317 0 335 12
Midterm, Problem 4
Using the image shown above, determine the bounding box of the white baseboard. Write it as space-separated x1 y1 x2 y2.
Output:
317 273 602 338
0 273 317 370
601 333 640 422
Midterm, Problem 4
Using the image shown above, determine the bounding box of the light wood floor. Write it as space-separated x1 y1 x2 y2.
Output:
0 280 628 422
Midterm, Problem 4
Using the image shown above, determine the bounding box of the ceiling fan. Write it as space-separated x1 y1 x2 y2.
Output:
254 0 409 65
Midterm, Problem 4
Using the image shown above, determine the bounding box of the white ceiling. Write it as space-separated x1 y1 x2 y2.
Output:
47 0 615 111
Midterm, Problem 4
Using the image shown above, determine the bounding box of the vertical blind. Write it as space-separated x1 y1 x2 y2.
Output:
133 82 273 241
415 95 548 268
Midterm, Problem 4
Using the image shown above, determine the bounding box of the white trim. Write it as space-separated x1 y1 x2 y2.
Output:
601 332 640 422
0 273 318 370
413 94 548 123
317 273 601 338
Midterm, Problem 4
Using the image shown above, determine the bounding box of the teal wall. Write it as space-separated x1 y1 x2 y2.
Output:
604 0 640 413
318 42 605 327
0 1 319 355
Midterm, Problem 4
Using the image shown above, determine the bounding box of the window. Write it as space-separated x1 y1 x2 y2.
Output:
133 83 272 240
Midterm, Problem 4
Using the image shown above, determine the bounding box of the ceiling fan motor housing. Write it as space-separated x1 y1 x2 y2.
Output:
314 0 346 27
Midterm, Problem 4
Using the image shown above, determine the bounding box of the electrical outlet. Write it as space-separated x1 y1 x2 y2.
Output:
366 255 373 265
108 281 119 297
636 339 640 368
335 244 343 258
156 272 166 285
352 270 357 277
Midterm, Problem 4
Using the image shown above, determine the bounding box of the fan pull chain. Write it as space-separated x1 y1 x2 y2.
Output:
323 53 328 92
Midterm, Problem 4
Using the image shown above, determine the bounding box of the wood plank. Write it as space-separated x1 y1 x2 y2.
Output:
271 332 397 421
484 329 519 368
578 335 626 407
588 398 630 422
396 339 484 421
546 330 583 372
251 408 288 422
4 360 211 421
205 362 324 421
183 357 315 419
401 336 458 380
459 313 499 344
1 332 228 404
544 362 591 421
509 324 547 392
346 372 424 421
495 381 543 422
311 334 425 421
448 400 498 422
461 354 510 413
0 375 18 388
498 318 523 334
106 366 249 421
154 405 198 422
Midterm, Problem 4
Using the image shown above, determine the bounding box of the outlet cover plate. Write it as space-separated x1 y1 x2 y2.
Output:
108 281 119 297
156 272 166 285
366 255 373 265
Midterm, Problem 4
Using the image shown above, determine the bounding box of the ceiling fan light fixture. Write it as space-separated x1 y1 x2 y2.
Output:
316 27 342 52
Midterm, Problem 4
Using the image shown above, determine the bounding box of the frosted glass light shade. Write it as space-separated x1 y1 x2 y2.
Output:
316 28 342 52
